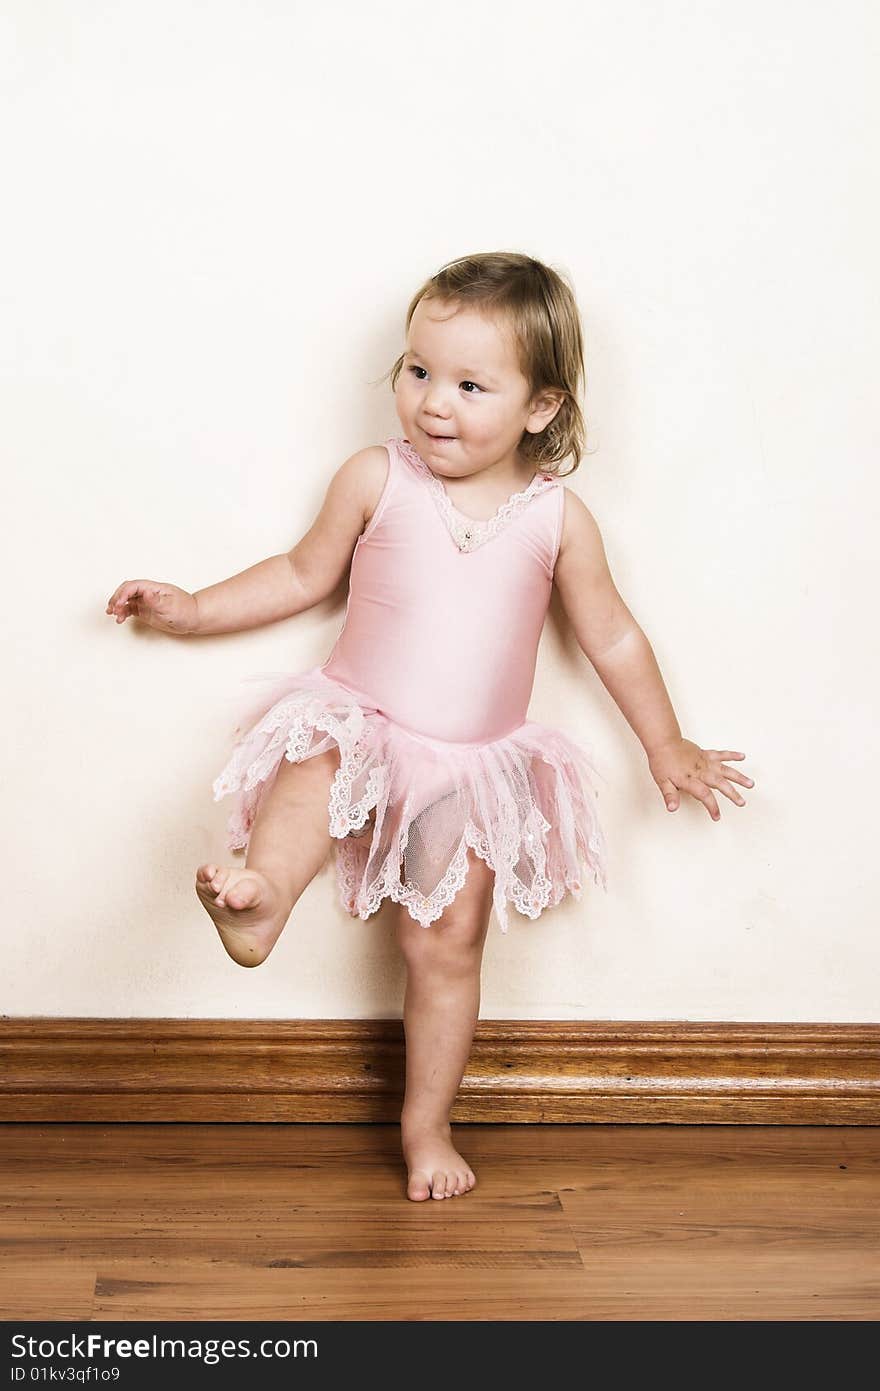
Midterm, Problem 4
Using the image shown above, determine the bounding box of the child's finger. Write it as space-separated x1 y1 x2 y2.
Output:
710 750 747 764
108 585 142 621
717 778 747 807
114 584 158 617
720 763 754 788
680 772 720 820
110 595 133 620
659 779 679 811
108 585 135 613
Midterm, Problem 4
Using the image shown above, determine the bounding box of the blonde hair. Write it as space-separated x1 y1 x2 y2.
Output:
379 250 592 476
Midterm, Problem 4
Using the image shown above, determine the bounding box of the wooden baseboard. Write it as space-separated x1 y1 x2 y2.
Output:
1 1018 878 1123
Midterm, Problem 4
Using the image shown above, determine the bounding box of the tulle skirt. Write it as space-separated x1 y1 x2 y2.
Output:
211 666 609 934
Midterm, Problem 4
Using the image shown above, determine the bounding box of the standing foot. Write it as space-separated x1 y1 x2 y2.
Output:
400 1118 477 1201
195 863 290 967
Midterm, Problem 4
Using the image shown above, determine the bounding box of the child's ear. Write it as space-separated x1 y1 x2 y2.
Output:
528 390 566 432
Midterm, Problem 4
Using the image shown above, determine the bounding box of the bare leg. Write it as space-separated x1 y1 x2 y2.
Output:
394 846 495 1201
196 747 341 967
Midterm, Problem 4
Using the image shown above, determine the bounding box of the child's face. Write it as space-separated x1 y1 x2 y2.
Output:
396 297 546 478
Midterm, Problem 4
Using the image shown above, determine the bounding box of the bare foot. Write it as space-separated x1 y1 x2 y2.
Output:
401 1120 477 1201
195 863 290 968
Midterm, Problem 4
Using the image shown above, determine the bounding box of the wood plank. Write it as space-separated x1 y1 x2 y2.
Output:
2 1124 878 1319
3 1020 878 1123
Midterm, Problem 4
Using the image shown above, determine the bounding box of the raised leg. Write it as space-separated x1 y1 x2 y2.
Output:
394 846 495 1201
196 746 342 967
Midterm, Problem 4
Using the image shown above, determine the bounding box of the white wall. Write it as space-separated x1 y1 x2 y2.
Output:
2 0 876 1021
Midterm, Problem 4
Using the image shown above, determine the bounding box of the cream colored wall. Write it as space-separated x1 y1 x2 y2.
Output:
2 1 876 1021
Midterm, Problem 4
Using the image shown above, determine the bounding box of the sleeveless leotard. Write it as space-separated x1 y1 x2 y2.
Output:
212 436 608 933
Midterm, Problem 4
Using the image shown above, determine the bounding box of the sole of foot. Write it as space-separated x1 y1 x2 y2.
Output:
195 863 288 968
402 1125 477 1201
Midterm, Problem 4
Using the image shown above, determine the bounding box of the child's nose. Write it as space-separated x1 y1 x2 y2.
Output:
423 386 452 413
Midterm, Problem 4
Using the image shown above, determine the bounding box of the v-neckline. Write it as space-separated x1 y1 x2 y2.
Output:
397 437 557 553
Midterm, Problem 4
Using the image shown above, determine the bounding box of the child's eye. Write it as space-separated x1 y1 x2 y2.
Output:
407 365 483 393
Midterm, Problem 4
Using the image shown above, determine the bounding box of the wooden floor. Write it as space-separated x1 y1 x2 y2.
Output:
2 1123 878 1320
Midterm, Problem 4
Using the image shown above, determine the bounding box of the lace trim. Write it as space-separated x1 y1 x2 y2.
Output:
214 683 609 934
337 808 599 933
396 438 558 552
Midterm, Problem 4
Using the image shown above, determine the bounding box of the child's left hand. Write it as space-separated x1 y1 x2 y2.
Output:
647 738 754 821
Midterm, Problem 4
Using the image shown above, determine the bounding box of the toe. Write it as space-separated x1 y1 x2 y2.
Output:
223 875 244 907
431 1170 447 1199
407 1170 431 1201
210 870 231 902
226 873 264 911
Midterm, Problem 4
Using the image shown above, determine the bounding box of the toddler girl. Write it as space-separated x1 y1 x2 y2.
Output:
106 251 754 1202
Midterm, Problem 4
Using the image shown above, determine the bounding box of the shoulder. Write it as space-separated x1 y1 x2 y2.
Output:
333 444 393 528
554 484 608 575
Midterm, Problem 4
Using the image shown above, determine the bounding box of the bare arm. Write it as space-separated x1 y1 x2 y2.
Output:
192 446 389 635
553 489 681 756
553 489 755 820
191 554 305 636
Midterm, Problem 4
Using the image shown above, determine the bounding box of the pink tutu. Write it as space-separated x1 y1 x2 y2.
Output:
212 665 608 934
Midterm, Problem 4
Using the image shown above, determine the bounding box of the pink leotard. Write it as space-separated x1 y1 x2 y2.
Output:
213 436 608 933
320 436 564 743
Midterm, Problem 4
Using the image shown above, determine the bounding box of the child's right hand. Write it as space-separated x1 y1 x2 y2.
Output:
105 580 199 634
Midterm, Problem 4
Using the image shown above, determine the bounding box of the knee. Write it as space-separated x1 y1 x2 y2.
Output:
395 903 491 965
395 848 494 963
